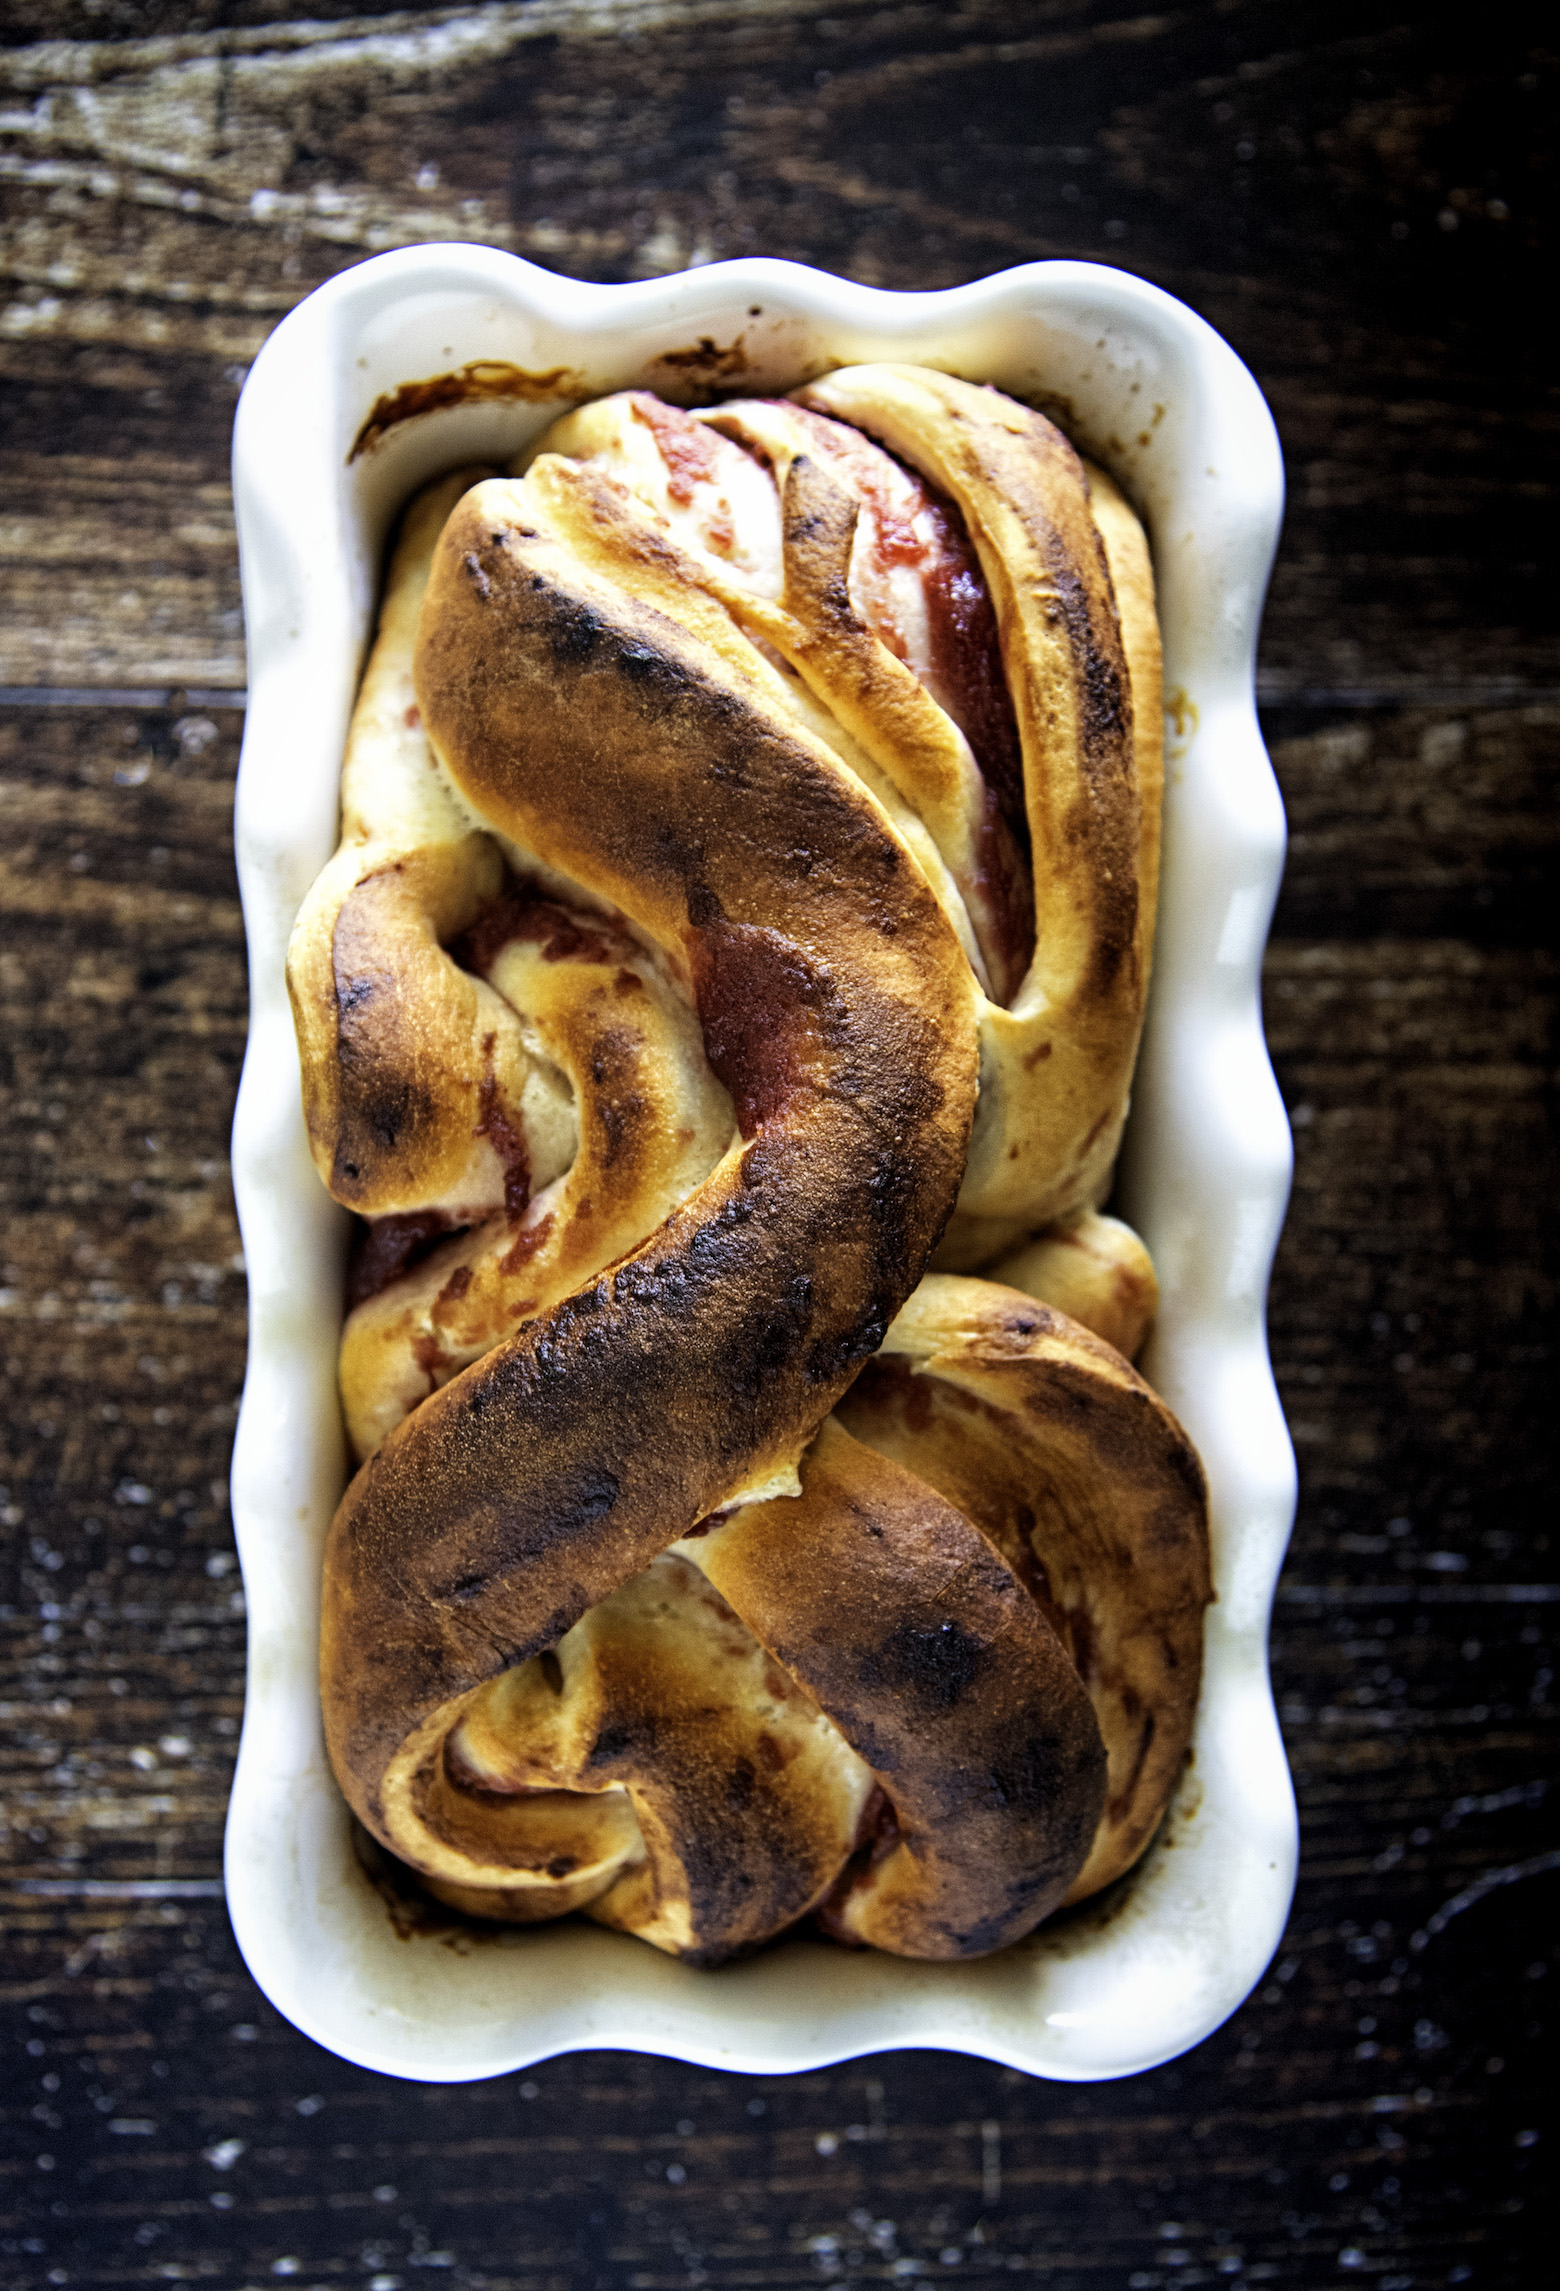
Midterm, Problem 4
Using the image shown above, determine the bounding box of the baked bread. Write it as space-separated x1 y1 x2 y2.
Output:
286 368 1210 1964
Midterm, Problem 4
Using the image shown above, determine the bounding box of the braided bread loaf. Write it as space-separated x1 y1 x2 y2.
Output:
287 368 1210 1965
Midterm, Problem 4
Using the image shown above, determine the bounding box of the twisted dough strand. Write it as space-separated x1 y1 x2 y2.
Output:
338 895 734 1460
356 1268 1204 1964
835 1276 1210 1906
321 444 981 1852
692 1408 1108 1958
407 1550 877 1963
794 368 1156 1250
532 372 1164 1262
286 471 533 1223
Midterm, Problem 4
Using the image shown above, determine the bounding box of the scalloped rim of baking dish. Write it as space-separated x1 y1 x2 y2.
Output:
226 248 1294 2083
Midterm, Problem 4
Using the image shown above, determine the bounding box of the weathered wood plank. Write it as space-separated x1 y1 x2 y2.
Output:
0 705 248 1924
1 3 1554 2285
1268 705 1559 943
1 696 1551 2284
1 3 1555 695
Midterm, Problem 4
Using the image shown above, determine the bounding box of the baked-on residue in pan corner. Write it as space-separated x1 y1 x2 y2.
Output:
349 361 582 461
644 331 849 405
651 334 751 378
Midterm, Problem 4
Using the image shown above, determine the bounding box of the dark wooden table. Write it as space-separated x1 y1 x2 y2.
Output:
2 6 1554 2286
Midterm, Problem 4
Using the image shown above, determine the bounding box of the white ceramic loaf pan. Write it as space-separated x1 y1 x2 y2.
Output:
226 248 1295 2082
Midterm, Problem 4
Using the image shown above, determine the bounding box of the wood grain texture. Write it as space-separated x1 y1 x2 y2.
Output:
1 5 1554 2288
2 1 1555 697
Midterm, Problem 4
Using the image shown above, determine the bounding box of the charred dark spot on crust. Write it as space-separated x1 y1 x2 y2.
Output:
617 639 669 681
555 1468 622 1535
741 1272 818 1391
336 1021 414 1139
866 1146 920 1235
587 1718 642 1768
862 1614 987 1711
1081 621 1128 755
548 595 601 662
336 974 376 1015
421 1467 620 1616
804 1311 886 1388
534 577 711 706
463 553 492 601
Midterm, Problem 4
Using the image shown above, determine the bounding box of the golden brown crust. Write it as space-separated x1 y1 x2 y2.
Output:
286 470 530 1221
693 398 1029 1005
356 1266 1204 1963
414 1553 873 1961
836 1277 1211 1901
321 455 980 1852
337 899 733 1460
300 370 1197 1964
1083 458 1164 959
796 368 1148 1235
989 1207 1160 1361
696 1416 1106 1957
526 374 1163 1264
